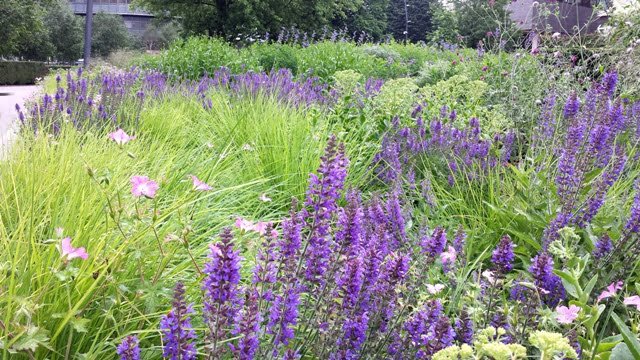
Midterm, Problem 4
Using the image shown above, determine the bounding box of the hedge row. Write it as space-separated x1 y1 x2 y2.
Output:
0 61 50 85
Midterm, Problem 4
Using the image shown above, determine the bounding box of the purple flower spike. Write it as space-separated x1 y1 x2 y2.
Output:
116 335 140 360
421 227 447 258
159 282 197 360
303 136 349 285
491 235 515 274
529 252 566 307
202 228 243 357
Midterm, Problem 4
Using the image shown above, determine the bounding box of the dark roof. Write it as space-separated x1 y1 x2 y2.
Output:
507 0 608 34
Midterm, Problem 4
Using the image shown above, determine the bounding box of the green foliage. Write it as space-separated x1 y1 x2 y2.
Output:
141 21 181 50
0 0 51 59
340 0 390 40
433 327 527 360
0 0 84 61
0 61 49 85
253 44 299 74
44 0 84 62
91 12 133 58
135 0 362 36
421 74 511 133
529 331 579 359
373 77 419 118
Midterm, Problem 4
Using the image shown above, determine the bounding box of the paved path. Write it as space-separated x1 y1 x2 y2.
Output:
0 85 40 148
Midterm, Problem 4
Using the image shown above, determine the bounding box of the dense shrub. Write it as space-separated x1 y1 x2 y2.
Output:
0 61 49 85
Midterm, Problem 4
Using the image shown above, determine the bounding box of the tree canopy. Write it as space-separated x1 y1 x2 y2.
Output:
134 0 364 36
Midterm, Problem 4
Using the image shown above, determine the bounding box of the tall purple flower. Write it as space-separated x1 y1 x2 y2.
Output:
563 92 580 119
491 235 515 274
454 310 474 344
303 136 349 285
233 292 261 360
334 190 364 255
421 227 447 258
332 311 370 360
602 72 618 98
402 300 455 358
116 335 140 360
593 234 613 260
202 228 243 356
267 283 301 351
452 226 466 255
579 147 626 227
529 252 565 307
624 179 640 234
386 188 407 248
159 282 197 360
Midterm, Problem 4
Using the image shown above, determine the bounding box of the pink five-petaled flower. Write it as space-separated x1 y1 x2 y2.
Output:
440 245 457 265
130 175 159 198
624 295 640 310
427 284 445 294
235 217 255 232
60 237 88 261
555 305 580 324
253 221 272 235
190 175 212 191
597 281 624 303
108 129 135 145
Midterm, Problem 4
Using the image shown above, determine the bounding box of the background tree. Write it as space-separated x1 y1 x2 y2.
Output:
142 21 181 50
338 0 390 41
0 0 52 59
387 0 432 42
453 0 518 48
134 0 362 37
45 0 84 62
91 12 133 57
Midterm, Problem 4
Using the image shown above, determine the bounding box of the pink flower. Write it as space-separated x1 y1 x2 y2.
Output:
597 281 623 303
259 193 272 202
130 175 159 198
440 245 457 265
254 221 271 235
270 228 279 238
235 217 255 232
624 295 640 310
190 175 212 191
555 305 580 324
60 237 88 261
109 129 135 145
427 284 445 294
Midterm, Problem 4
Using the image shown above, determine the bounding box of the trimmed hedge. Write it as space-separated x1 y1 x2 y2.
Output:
0 61 50 85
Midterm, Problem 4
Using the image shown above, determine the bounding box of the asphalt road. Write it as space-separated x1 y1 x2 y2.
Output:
0 85 39 148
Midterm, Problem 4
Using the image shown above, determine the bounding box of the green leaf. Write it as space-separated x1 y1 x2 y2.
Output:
70 317 90 333
10 326 50 353
611 313 640 359
583 275 599 300
610 342 635 360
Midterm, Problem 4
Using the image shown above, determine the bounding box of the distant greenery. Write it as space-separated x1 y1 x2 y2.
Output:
0 0 83 62
91 12 133 58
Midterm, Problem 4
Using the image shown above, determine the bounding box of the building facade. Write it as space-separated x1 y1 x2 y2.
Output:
69 0 154 37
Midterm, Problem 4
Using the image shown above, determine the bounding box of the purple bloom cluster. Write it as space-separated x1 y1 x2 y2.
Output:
592 234 613 260
116 335 140 360
159 282 197 360
529 252 565 307
401 300 455 358
491 235 515 274
302 135 349 285
202 228 243 357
